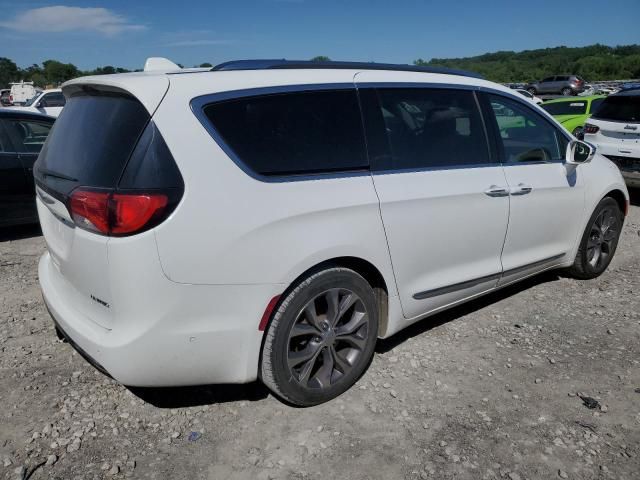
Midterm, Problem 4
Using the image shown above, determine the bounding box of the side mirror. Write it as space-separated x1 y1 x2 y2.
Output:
567 140 596 165
37 101 46 108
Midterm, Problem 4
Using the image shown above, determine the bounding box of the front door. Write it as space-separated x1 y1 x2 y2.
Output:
481 92 585 285
36 92 65 117
356 78 510 319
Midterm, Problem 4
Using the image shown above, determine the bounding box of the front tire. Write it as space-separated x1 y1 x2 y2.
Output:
572 126 584 139
566 197 623 279
527 87 537 95
261 267 378 406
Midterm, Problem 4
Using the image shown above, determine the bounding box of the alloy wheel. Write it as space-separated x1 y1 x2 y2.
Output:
287 288 369 389
587 207 620 269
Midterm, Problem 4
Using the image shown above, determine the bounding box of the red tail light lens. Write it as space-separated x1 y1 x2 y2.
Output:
110 193 168 235
68 188 169 236
69 189 110 234
584 123 600 134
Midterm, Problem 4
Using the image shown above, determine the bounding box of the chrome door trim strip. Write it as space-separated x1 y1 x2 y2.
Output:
412 253 566 300
413 272 501 300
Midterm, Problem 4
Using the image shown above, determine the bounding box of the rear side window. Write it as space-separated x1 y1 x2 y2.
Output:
541 101 587 116
36 90 150 195
592 95 640 123
373 88 490 170
590 98 605 113
203 89 367 177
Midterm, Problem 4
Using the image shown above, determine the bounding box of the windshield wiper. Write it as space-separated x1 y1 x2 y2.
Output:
37 168 78 182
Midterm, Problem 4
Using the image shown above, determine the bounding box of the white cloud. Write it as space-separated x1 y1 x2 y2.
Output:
0 6 146 35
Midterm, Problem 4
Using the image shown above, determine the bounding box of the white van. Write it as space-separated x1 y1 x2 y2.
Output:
35 59 629 406
9 81 37 105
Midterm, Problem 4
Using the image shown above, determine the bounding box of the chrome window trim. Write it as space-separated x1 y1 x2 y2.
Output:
190 81 572 183
412 253 566 300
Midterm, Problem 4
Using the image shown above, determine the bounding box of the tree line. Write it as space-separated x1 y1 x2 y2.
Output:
3 45 638 88
0 58 214 88
415 44 640 83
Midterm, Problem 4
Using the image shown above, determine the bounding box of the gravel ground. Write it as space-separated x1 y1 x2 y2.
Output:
1 191 639 480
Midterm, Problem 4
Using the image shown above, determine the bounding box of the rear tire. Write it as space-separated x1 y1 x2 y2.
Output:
561 87 573 96
260 267 378 406
566 197 623 279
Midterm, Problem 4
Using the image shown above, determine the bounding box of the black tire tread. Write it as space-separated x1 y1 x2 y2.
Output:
566 197 622 280
260 267 374 406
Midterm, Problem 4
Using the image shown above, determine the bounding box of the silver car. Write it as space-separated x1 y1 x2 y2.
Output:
527 75 586 96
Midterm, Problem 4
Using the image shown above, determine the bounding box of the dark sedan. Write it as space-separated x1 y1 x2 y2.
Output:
0 110 55 227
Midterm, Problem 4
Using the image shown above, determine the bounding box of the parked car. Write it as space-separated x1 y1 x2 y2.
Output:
7 89 66 117
526 75 586 96
35 59 629 406
9 81 38 105
0 89 12 106
516 88 543 104
584 89 640 187
540 95 606 137
619 83 640 92
0 110 55 227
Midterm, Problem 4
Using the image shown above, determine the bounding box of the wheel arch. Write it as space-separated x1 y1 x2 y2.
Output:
262 256 391 344
604 188 629 217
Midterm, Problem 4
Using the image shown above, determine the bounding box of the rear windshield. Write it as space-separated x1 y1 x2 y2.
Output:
541 101 587 116
35 90 150 194
592 95 640 123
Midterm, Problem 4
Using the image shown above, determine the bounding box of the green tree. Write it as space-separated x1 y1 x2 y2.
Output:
310 56 331 62
199 62 213 68
415 44 640 82
0 57 19 87
42 60 80 85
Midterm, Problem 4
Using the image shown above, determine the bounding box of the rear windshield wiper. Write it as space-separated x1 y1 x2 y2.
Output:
37 168 78 182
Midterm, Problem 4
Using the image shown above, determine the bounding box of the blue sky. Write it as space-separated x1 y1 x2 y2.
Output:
1 0 639 70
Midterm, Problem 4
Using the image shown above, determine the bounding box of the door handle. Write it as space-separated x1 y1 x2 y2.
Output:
510 183 533 196
484 185 510 197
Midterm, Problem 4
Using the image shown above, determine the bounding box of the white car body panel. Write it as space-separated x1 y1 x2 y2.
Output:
36 66 630 387
499 161 585 284
585 116 640 187
6 89 64 117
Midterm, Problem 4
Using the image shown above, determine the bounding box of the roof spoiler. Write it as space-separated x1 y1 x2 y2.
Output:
144 57 181 72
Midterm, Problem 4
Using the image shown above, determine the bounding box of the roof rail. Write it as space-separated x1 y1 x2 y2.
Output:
211 59 483 79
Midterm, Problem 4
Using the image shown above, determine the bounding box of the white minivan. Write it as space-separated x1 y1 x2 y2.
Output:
36 59 629 406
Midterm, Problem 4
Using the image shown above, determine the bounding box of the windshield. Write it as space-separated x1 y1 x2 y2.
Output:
541 101 587 116
592 95 640 123
23 93 40 106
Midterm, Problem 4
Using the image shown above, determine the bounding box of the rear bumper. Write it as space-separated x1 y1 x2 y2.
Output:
39 251 283 386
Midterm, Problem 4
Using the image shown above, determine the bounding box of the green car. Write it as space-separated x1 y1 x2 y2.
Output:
540 95 606 137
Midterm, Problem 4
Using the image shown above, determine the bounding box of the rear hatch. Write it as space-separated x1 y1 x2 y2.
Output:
589 94 640 146
35 78 180 329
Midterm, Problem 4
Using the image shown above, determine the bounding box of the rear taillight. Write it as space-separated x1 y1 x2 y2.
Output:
584 123 600 135
69 189 110 234
68 188 169 236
